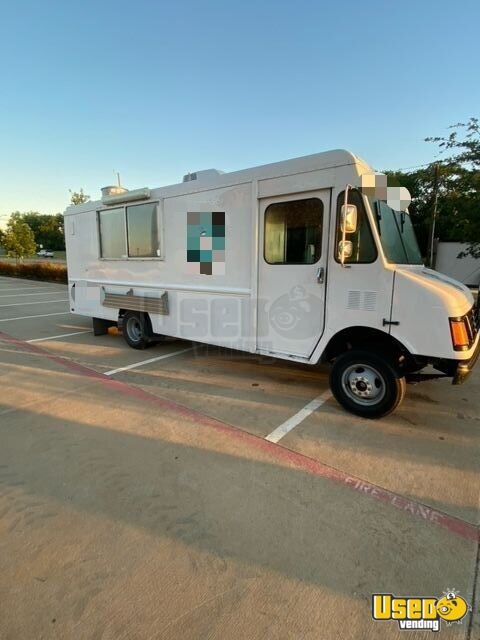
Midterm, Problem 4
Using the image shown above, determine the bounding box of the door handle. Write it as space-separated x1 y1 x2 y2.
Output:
316 267 325 283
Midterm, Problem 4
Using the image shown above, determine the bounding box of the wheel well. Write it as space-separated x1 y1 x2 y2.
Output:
323 326 417 369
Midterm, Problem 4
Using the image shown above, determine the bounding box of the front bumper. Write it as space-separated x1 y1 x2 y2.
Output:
452 335 480 385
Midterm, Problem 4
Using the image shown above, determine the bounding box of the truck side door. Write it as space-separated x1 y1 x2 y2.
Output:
257 190 330 358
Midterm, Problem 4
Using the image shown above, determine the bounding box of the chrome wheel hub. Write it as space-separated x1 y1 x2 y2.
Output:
126 317 142 342
342 364 386 406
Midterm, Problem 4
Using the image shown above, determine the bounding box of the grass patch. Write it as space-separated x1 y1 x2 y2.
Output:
0 260 68 284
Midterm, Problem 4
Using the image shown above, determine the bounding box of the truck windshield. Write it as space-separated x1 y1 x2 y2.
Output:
371 200 423 265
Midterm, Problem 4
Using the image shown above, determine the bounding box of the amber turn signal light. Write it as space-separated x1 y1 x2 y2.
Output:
450 319 470 350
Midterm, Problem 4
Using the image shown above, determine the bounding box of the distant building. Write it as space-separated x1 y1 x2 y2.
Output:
435 241 480 287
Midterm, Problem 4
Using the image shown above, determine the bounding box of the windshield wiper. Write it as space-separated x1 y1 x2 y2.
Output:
373 201 382 234
392 211 409 262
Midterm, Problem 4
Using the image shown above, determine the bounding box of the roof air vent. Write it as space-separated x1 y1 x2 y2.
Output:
182 169 224 183
101 185 129 198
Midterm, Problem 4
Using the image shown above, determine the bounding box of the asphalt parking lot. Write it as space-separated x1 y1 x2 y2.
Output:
0 275 479 639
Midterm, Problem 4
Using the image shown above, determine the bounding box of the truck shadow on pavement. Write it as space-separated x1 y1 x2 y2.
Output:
0 341 478 639
0 393 476 591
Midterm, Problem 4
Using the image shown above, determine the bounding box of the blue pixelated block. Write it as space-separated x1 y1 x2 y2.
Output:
200 212 212 226
187 235 200 251
199 250 212 262
212 224 225 237
212 236 225 250
199 223 212 237
187 250 200 262
187 224 202 238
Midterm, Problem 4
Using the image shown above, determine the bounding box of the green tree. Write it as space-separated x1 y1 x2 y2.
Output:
12 211 65 251
38 213 64 250
2 214 36 261
69 188 90 205
385 118 480 258
425 118 480 257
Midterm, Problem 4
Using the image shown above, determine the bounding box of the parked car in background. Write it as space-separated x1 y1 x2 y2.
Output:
37 249 54 258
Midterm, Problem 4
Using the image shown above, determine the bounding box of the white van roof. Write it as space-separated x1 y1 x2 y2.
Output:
65 149 363 215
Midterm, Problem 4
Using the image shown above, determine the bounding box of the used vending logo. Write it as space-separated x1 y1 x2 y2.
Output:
372 590 470 632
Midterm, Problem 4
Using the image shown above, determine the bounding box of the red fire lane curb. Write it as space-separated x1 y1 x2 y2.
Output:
1 329 478 543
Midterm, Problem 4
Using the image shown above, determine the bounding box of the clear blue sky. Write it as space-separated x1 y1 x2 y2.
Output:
0 0 479 221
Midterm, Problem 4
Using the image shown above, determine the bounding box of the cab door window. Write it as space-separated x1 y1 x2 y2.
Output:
264 198 323 265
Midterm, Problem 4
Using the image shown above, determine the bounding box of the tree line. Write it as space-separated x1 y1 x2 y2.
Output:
0 190 89 260
386 118 479 259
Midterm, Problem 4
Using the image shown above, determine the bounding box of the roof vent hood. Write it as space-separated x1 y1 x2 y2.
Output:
183 169 224 183
101 186 150 206
101 185 128 198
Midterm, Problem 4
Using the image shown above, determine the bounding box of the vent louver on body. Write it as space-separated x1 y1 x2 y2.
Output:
347 290 377 311
363 291 377 311
347 291 361 310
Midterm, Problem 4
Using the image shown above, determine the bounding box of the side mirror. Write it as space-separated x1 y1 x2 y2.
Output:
340 204 357 234
338 240 353 261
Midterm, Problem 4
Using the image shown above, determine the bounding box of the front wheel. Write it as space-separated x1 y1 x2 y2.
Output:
330 350 406 419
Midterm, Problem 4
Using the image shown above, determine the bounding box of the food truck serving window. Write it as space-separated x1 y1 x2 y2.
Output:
98 208 126 259
264 198 323 265
98 203 160 259
126 203 158 258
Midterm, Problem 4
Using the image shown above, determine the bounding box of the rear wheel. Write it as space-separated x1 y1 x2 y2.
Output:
330 349 406 418
122 311 153 350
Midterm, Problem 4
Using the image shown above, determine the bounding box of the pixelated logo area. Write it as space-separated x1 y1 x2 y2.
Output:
371 589 470 632
360 172 388 200
186 212 225 275
358 173 411 211
268 286 322 339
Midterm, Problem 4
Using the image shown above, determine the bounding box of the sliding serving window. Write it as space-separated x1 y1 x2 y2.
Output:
126 203 158 257
98 208 126 259
98 202 160 259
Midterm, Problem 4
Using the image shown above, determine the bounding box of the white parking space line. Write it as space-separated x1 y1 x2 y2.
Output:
0 286 64 292
104 347 194 376
265 390 332 443
0 312 71 323
0 291 66 298
0 299 68 308
27 330 92 343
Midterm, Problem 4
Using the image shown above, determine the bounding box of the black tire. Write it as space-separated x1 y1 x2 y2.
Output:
122 311 153 350
330 349 406 419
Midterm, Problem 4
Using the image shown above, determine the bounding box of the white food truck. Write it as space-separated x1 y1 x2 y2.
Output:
64 150 479 418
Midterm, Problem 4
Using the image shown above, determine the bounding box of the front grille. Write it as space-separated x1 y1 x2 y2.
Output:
465 306 478 345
